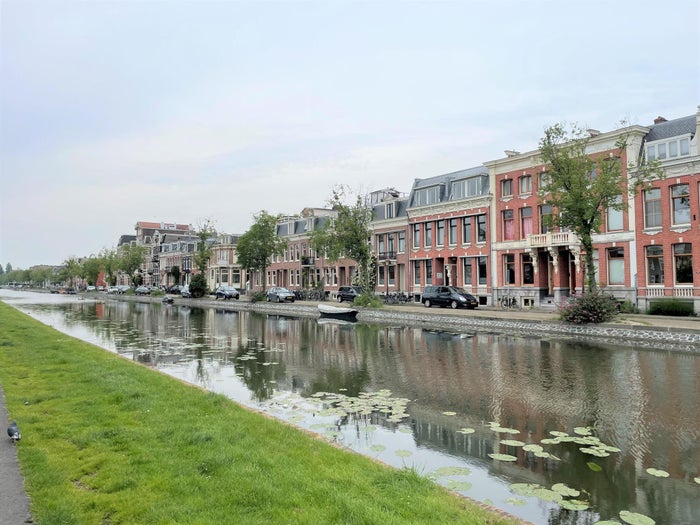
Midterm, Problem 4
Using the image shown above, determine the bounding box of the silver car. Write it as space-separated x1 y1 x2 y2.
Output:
266 287 295 303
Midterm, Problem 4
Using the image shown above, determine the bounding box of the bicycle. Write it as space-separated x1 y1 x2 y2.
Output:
500 294 520 309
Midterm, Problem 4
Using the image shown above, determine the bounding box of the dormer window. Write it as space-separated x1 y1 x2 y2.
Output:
385 202 395 219
412 185 442 206
450 175 488 200
646 135 691 161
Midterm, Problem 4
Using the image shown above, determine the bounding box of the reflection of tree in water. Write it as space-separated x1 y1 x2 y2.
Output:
233 338 287 402
308 364 370 398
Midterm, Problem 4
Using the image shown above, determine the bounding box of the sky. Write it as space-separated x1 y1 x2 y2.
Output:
1 0 698 269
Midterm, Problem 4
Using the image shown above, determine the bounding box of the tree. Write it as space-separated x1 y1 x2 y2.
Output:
194 220 216 274
236 211 287 293
309 186 374 293
117 244 149 287
170 265 181 286
99 248 118 286
5 263 12 274
538 123 663 293
82 257 102 286
61 257 82 288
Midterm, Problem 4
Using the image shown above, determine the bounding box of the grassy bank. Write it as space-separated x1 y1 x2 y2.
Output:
0 303 520 525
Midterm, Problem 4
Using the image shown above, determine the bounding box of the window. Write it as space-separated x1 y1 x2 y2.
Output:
449 219 457 245
398 231 405 253
436 220 445 246
478 256 487 285
450 175 489 199
378 266 385 285
607 196 623 231
388 234 395 254
501 179 513 198
519 175 532 194
412 186 442 206
463 258 472 285
540 204 553 233
503 210 515 240
413 260 421 285
425 260 433 285
646 246 664 285
462 217 472 244
538 172 551 191
520 207 532 238
412 224 420 248
672 184 690 225
644 188 662 228
674 243 693 284
388 266 395 285
608 247 625 285
377 235 385 254
477 215 487 243
522 254 534 284
504 254 516 285
647 136 692 161
385 202 395 219
424 222 432 247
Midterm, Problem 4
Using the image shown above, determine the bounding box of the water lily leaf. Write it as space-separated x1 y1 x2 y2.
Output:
500 439 525 447
574 426 592 436
541 438 561 445
619 510 655 525
445 479 472 491
695 477 700 484
532 488 563 502
370 444 386 452
559 499 589 511
395 449 413 457
580 447 610 457
549 430 569 437
645 468 669 478
432 466 472 477
534 451 551 458
442 411 457 416
457 427 475 434
490 425 520 434
505 497 527 506
509 483 541 497
552 483 580 497
488 453 517 462
587 461 603 472
523 444 543 453
593 521 621 525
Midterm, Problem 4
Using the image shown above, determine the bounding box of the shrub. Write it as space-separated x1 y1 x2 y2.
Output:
249 291 267 303
558 292 619 324
617 300 639 314
353 292 383 308
189 274 208 298
648 298 695 317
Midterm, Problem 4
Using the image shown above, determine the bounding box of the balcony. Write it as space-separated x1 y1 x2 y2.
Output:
527 232 579 249
377 251 397 261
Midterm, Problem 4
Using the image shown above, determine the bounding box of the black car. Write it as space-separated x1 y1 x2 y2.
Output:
215 286 240 300
421 286 478 309
337 286 363 303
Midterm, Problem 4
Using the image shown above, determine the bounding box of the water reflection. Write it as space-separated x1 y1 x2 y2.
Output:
3 291 699 525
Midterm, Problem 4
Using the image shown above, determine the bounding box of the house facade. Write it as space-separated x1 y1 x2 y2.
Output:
370 189 410 297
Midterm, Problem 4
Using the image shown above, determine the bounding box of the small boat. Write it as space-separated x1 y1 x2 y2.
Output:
162 296 174 304
318 303 359 321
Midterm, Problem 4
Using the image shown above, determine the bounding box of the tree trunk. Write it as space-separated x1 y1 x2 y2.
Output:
582 236 597 293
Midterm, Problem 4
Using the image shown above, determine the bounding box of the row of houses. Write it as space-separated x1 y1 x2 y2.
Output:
121 108 700 313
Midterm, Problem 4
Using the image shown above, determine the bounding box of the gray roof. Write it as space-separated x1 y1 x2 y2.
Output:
411 165 488 190
372 198 409 221
646 115 695 142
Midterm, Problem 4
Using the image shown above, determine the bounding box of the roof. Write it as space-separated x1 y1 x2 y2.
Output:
645 114 695 142
411 165 488 190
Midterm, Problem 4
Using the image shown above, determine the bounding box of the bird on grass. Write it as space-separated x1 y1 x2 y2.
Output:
7 421 21 443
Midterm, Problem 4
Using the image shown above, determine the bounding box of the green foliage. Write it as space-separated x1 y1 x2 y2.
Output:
248 291 267 303
189 273 208 298
648 298 695 317
310 186 374 291
194 220 216 273
117 244 149 286
236 211 287 291
617 300 639 314
558 292 619 324
170 265 181 285
81 256 102 285
353 292 383 308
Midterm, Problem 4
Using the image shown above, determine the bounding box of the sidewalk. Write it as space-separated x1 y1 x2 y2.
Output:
0 383 33 524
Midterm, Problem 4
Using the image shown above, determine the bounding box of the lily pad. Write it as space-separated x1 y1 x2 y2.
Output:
395 449 413 457
500 439 525 447
594 521 621 525
549 430 569 437
580 447 610 457
559 499 589 511
432 466 472 477
442 411 457 416
587 461 603 472
574 426 593 436
532 488 563 502
490 425 520 434
488 453 517 462
552 483 580 497
457 427 475 434
619 510 655 525
695 477 700 484
510 483 542 497
541 438 561 445
645 468 669 478
523 444 544 453
505 497 527 506
370 444 386 452
445 479 472 491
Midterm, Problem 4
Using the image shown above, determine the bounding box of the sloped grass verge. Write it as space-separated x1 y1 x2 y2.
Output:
0 303 519 525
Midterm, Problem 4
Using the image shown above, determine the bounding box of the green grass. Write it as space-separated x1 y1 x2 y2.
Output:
0 303 520 525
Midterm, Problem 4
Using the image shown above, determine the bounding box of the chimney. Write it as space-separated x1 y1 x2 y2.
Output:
504 150 520 157
653 116 667 124
587 128 601 137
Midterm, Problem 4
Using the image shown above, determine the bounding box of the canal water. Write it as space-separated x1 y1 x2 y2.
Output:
2 290 699 525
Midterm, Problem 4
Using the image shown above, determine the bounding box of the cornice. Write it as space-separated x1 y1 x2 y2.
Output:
407 195 492 219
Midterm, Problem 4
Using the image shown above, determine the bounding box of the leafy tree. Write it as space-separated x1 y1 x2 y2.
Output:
30 267 54 288
189 273 208 298
194 220 216 274
61 257 82 288
0 265 4 276
236 211 287 293
99 248 119 286
5 263 12 274
310 187 375 294
117 244 149 287
170 265 181 286
538 123 663 292
82 257 102 285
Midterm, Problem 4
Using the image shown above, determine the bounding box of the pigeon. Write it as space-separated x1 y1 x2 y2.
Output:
7 421 21 443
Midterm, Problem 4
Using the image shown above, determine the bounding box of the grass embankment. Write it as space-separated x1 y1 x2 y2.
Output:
0 303 520 525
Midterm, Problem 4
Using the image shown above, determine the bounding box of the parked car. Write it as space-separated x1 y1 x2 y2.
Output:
135 286 151 295
86 285 96 292
117 285 131 294
337 286 363 303
215 286 240 300
180 285 192 298
167 285 182 294
267 287 295 303
421 286 478 309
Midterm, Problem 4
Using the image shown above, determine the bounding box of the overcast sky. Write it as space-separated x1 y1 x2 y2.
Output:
1 0 697 269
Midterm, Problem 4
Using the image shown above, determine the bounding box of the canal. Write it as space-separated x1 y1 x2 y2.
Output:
2 290 699 525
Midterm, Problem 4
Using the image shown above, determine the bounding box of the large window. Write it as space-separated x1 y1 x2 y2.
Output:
674 243 693 284
450 175 489 199
477 215 487 243
503 210 515 240
478 257 487 285
412 186 442 206
644 188 662 228
607 247 625 285
462 217 472 244
522 254 534 284
412 224 420 248
519 175 532 194
647 136 691 161
449 219 457 245
424 222 432 247
504 254 516 285
501 179 513 198
672 184 690 225
521 207 532 238
539 204 553 233
436 220 445 246
607 196 623 231
398 231 405 253
463 258 472 285
425 260 433 285
413 260 421 284
646 246 664 285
